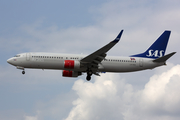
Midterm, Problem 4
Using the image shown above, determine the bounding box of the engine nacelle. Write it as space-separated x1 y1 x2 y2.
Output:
62 70 82 77
64 60 80 69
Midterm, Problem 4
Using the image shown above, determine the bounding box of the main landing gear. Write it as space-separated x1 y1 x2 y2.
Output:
86 69 92 81
86 75 91 81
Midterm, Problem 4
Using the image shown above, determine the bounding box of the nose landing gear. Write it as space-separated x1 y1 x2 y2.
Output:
22 70 25 74
16 66 25 75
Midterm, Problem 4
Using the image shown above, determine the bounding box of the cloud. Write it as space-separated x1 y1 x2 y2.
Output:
139 65 180 115
66 76 121 120
3 62 180 120
4 0 179 57
24 115 38 120
65 64 180 120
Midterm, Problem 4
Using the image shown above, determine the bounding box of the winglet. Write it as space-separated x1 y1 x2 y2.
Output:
112 30 124 43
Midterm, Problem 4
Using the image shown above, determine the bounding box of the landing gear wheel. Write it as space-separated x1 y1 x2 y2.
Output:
86 68 92 81
86 75 91 81
22 71 25 74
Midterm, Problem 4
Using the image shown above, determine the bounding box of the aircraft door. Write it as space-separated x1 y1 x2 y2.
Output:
26 53 30 61
139 58 143 67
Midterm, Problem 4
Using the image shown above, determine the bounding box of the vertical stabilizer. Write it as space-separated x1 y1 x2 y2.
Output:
130 31 171 59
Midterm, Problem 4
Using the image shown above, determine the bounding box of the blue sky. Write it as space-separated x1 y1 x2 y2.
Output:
1 0 180 120
0 0 102 29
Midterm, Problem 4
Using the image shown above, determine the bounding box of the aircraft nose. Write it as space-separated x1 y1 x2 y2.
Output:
7 58 13 65
7 58 11 63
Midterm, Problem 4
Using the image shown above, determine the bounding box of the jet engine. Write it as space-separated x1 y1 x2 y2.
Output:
62 70 82 77
64 60 80 69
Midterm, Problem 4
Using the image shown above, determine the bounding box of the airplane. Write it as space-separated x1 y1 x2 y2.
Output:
7 30 176 81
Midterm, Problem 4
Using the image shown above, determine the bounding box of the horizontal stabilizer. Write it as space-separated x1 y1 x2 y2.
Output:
153 52 176 62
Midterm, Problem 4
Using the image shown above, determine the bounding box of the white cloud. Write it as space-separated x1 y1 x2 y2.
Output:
64 64 180 120
4 0 178 58
63 74 126 120
24 115 38 120
139 65 180 114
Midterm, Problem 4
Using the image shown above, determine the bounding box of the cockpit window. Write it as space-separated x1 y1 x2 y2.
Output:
14 55 20 57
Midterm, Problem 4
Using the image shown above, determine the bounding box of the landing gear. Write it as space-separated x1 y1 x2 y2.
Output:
86 69 92 81
22 71 25 74
86 75 91 81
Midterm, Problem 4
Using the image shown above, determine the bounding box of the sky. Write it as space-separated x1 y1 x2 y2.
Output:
0 0 180 120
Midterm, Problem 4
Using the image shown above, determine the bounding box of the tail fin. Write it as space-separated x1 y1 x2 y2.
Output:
130 31 171 59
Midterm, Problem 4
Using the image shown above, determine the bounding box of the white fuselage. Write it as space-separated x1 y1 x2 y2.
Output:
7 30 175 80
7 52 164 73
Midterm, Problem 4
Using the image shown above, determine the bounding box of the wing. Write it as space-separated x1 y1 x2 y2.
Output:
80 30 123 69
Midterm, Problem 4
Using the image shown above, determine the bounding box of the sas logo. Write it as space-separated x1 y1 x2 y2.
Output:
146 50 164 57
